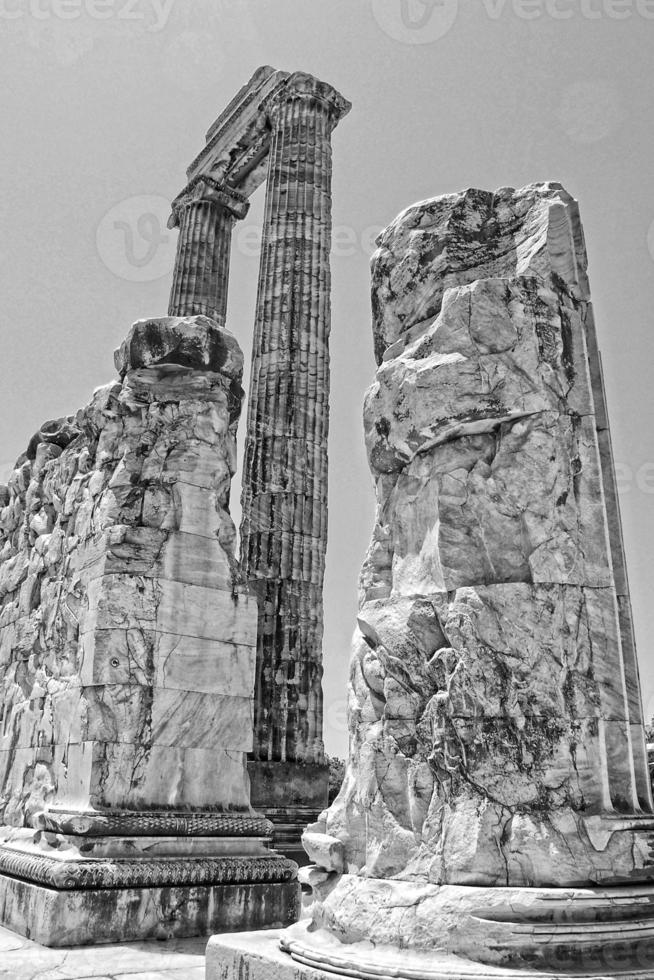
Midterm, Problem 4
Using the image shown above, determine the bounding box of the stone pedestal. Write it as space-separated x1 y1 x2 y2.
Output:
0 316 299 945
0 858 298 949
208 921 654 980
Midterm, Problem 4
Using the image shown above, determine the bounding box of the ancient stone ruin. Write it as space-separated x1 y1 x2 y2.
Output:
0 316 300 945
170 65 351 857
0 66 349 945
208 184 654 977
4 58 654 975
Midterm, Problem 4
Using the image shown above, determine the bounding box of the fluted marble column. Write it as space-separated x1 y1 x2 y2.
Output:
168 176 249 325
239 73 350 847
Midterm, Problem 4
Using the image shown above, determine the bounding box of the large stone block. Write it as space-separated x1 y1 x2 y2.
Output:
0 874 300 948
0 314 298 944
370 184 590 363
114 315 243 381
237 185 654 977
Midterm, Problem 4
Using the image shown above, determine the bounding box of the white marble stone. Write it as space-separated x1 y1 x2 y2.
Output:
0 314 298 945
0 316 259 821
207 924 654 979
221 184 654 978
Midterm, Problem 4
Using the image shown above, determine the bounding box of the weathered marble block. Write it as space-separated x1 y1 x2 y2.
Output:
0 315 298 945
222 185 654 978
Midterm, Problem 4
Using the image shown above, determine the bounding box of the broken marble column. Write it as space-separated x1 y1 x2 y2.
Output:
168 176 250 325
239 72 350 855
0 316 298 947
208 184 654 977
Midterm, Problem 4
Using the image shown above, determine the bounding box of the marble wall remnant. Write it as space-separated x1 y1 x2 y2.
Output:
207 183 654 977
167 64 351 855
240 72 351 850
0 316 298 946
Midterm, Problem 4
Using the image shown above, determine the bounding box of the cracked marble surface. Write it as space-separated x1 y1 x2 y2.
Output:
317 183 653 900
0 314 257 821
286 183 654 974
0 922 205 980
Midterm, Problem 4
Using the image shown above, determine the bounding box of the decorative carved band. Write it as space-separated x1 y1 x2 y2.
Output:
34 809 274 838
188 66 290 193
168 175 250 229
0 846 297 891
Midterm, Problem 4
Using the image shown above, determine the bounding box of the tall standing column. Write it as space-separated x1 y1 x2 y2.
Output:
239 73 350 856
168 176 249 325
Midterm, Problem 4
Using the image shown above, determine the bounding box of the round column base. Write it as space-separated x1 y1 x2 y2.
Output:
280 879 654 978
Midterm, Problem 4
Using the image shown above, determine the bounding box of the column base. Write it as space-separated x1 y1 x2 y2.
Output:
0 815 299 947
281 880 654 978
248 762 329 864
207 913 654 980
0 874 300 948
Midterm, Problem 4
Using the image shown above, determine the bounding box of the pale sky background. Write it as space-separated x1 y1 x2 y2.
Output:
1 0 654 758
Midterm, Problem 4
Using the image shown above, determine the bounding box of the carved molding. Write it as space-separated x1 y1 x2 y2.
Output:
0 846 296 891
188 66 290 195
34 808 274 838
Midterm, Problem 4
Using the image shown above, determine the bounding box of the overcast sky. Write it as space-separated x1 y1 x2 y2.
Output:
2 0 654 757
